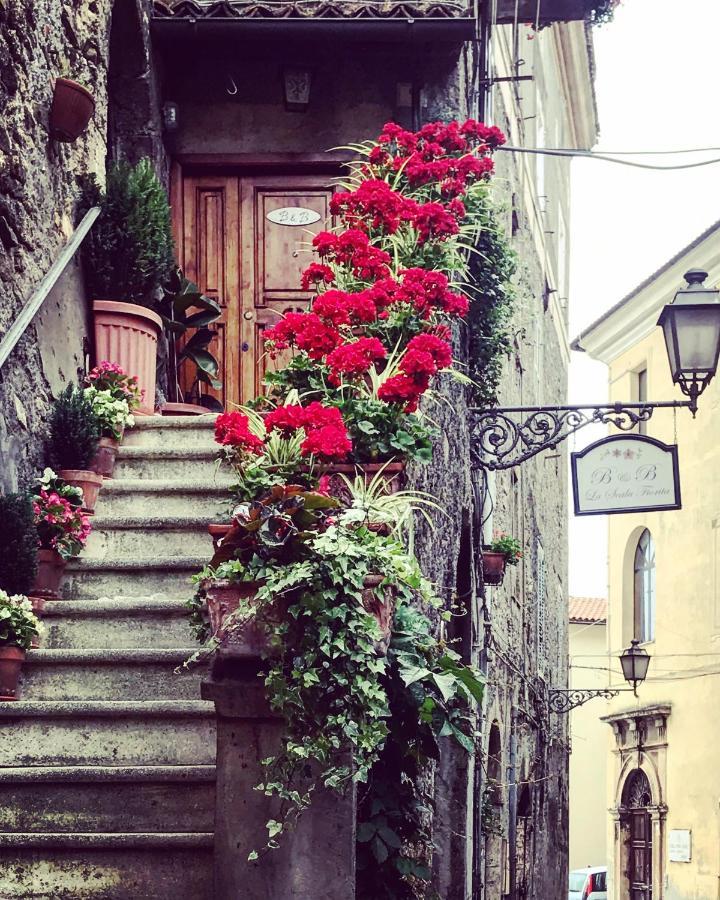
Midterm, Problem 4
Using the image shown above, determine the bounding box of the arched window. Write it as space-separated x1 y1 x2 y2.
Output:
634 529 656 643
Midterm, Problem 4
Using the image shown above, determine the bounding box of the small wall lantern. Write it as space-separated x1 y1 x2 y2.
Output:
283 67 312 112
619 639 651 696
162 101 179 133
49 77 95 142
657 268 720 415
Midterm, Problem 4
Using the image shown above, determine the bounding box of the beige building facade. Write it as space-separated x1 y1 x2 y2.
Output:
568 597 608 873
574 220 720 900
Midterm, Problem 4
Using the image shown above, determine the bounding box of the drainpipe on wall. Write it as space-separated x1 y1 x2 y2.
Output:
508 723 518 898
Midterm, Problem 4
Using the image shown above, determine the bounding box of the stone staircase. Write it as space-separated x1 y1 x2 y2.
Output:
0 416 231 899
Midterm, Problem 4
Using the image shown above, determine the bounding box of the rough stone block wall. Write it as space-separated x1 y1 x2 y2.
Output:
0 0 113 491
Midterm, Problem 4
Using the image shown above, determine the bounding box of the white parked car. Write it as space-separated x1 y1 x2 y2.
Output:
568 866 607 900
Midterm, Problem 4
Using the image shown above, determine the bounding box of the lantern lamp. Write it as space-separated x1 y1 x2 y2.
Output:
657 269 720 415
619 639 651 696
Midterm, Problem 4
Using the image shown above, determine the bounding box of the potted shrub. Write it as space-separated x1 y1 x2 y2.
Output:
31 470 92 598
84 362 140 477
47 384 102 513
482 532 522 586
81 159 175 414
0 591 42 700
158 269 223 414
49 77 95 142
0 493 38 598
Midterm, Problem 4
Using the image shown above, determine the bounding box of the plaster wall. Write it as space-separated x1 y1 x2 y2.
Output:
568 620 608 871
604 322 720 900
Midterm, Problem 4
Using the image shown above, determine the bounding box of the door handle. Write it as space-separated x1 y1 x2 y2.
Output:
243 310 254 321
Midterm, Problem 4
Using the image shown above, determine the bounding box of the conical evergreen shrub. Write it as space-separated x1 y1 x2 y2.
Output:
0 493 38 595
47 384 100 470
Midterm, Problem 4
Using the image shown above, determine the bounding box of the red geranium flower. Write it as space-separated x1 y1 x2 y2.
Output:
263 312 342 361
326 337 387 385
301 263 335 291
405 333 453 369
300 424 353 459
214 411 264 453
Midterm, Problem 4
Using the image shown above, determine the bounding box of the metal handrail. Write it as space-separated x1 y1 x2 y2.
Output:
0 206 101 370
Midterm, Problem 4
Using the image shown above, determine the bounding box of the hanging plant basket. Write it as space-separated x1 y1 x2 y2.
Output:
481 549 508 586
57 469 103 515
0 645 26 701
49 77 95 142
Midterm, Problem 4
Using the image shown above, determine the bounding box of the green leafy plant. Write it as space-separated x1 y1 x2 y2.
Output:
0 493 38 595
337 465 442 534
81 158 175 306
158 269 223 411
0 590 42 650
489 532 522 565
47 384 100 470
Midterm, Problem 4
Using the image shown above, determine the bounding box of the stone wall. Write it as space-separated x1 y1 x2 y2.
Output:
0 0 165 493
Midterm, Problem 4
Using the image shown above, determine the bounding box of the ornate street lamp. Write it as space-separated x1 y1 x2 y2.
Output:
619 639 651 696
657 269 720 415
548 640 651 713
470 270 720 469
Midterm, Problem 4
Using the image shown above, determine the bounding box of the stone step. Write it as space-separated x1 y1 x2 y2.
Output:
41 598 198 649
0 701 215 767
0 832 213 899
61 557 206 601
123 415 217 450
84 515 216 560
21 649 206 701
0 765 215 833
113 445 222 480
94 478 233 518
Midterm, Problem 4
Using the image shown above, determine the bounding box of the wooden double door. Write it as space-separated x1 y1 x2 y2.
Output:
174 169 336 408
628 808 652 900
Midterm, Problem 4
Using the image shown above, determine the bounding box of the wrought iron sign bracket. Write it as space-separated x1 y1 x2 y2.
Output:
469 400 693 471
547 687 631 714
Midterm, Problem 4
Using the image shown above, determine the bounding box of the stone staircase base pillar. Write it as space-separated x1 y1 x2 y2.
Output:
203 674 356 900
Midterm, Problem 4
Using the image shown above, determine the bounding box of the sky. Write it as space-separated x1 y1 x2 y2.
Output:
566 0 720 598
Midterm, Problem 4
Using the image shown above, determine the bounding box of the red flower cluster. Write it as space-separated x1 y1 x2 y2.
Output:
214 411 264 453
325 337 387 386
313 289 377 327
312 229 391 281
330 179 417 235
413 201 460 244
265 402 352 460
263 312 342 360
368 269 468 318
378 333 453 412
301 263 335 292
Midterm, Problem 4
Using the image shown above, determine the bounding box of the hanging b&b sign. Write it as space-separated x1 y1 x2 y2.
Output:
571 434 682 516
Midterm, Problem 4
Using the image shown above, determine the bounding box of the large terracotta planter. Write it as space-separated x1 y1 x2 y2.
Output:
58 469 103 514
204 579 268 654
33 549 67 599
481 550 507 586
91 436 120 479
93 300 162 416
49 77 95 142
0 645 26 701
305 461 406 502
361 574 396 655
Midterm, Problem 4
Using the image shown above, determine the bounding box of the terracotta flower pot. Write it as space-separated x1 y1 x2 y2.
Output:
49 77 95 142
207 523 232 553
203 579 268 655
28 596 44 649
304 461 406 502
93 300 163 416
33 549 67 599
0 645 26 701
91 436 119 479
481 550 507 586
58 469 103 515
361 574 396 655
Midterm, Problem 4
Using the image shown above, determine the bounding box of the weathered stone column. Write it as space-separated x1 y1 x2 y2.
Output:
202 666 356 900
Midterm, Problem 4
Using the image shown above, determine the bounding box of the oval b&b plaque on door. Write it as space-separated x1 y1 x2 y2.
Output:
266 207 321 227
571 434 681 516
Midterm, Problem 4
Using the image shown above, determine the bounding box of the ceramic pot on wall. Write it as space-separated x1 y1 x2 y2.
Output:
33 549 67 598
481 549 507 586
0 645 26 700
93 300 162 415
58 469 103 514
91 436 120 478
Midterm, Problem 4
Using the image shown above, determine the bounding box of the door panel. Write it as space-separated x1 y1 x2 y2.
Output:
177 170 334 407
241 178 333 401
180 175 240 409
629 810 652 899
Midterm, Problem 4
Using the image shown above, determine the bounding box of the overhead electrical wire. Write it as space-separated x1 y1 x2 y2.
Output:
499 145 720 170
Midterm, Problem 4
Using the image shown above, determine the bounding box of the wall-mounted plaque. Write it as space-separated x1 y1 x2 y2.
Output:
571 434 681 516
669 829 692 862
266 207 321 227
